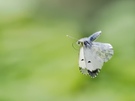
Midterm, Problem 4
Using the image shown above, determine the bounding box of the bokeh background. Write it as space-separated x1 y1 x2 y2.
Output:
0 0 135 101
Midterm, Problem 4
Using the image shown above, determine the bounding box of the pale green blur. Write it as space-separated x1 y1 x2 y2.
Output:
0 0 135 101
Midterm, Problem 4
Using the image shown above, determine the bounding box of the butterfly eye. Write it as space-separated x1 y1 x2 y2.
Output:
78 41 80 44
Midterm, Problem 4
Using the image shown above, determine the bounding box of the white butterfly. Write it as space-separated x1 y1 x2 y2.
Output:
77 31 114 78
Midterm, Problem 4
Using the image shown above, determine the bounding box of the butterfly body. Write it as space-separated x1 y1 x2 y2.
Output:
77 31 113 78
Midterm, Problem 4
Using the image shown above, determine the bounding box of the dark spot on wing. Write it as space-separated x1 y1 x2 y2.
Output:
88 61 91 63
88 69 100 78
81 59 84 61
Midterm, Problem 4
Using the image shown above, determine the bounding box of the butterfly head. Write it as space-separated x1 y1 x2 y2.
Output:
77 38 87 46
77 41 83 46
77 38 92 48
77 31 101 47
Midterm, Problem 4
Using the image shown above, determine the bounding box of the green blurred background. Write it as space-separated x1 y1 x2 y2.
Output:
0 0 135 101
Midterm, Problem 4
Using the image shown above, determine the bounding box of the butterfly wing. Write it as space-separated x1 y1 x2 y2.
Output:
79 46 104 77
84 45 104 77
92 42 114 62
79 47 89 75
79 47 86 69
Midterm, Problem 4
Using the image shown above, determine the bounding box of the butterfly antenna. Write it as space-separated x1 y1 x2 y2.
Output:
66 35 78 41
72 43 78 51
66 35 79 51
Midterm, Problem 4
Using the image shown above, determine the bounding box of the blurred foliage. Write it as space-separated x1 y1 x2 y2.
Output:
0 0 135 101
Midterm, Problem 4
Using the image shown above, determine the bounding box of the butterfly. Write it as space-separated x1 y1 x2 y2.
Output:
77 31 114 78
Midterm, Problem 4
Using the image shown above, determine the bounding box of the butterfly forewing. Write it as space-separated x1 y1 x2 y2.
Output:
79 47 86 69
83 46 104 71
79 47 89 75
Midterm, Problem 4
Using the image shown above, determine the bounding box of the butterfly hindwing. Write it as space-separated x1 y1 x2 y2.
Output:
92 42 114 62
